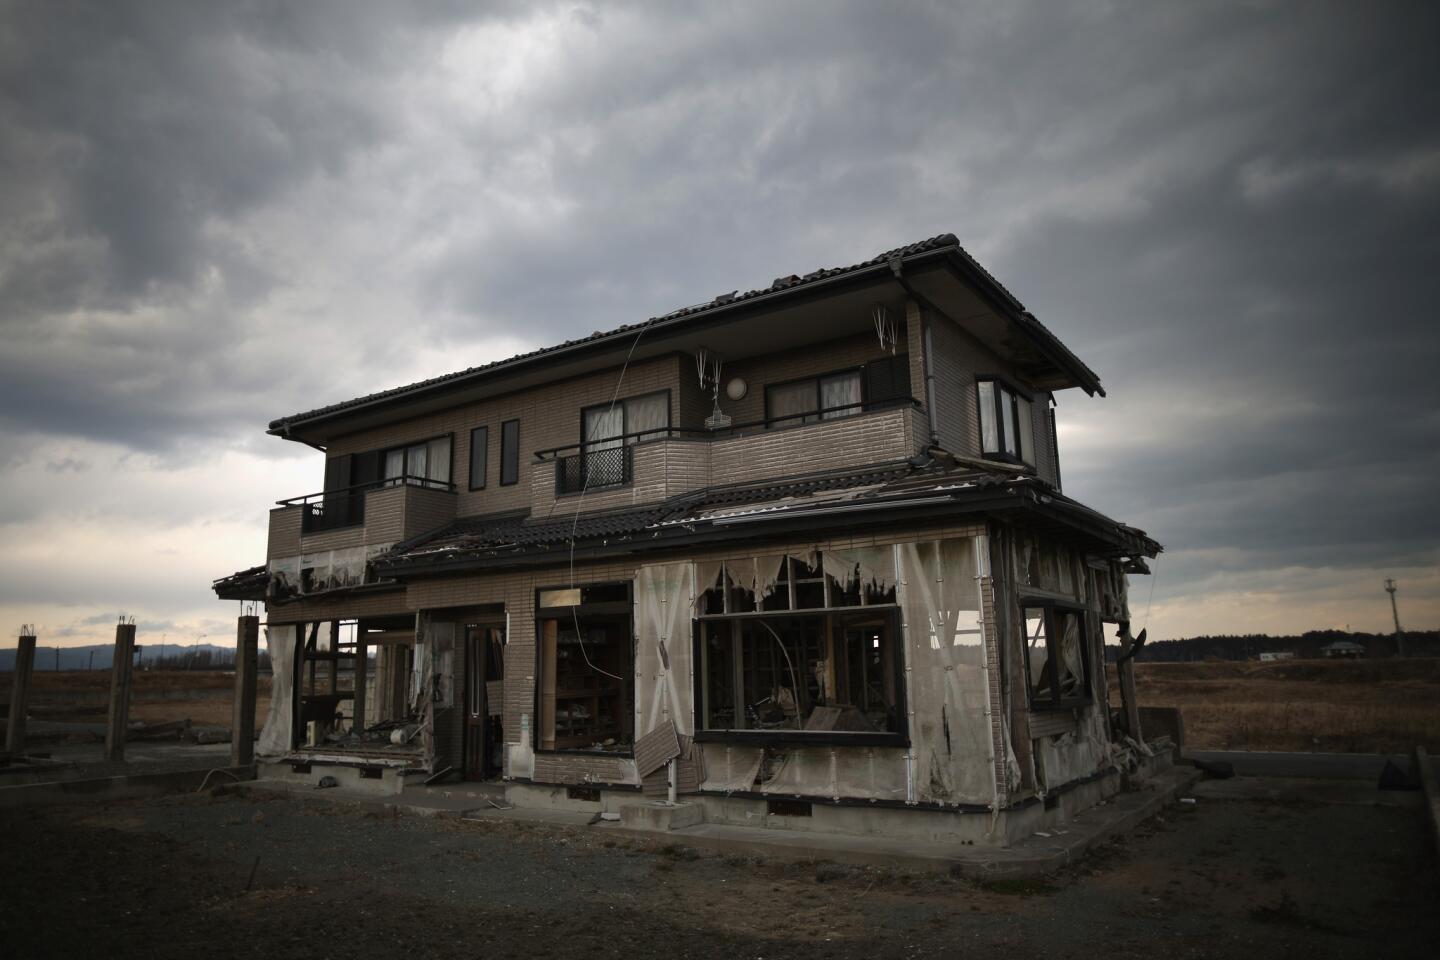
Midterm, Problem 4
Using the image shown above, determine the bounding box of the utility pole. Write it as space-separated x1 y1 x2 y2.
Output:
1384 579 1406 658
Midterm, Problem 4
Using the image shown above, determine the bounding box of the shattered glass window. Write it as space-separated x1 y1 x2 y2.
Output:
1025 603 1090 709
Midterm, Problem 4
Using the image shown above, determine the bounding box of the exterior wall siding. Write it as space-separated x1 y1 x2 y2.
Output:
404 518 991 785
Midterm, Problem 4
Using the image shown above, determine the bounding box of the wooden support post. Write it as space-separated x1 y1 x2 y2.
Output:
353 637 368 734
105 622 137 762
1118 657 1143 743
5 631 37 755
231 615 259 767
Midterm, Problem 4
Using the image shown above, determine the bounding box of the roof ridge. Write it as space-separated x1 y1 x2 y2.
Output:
270 233 963 430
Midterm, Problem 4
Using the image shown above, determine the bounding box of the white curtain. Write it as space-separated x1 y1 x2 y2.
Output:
978 381 998 453
767 381 815 424
625 393 669 442
820 371 862 419
257 624 296 758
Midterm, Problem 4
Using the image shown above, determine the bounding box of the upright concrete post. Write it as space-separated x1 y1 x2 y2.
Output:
6 628 37 755
105 621 137 762
231 615 259 766
352 637 368 734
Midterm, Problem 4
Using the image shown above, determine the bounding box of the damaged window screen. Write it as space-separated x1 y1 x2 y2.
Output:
701 551 896 614
1025 603 1090 709
536 582 633 753
699 614 900 735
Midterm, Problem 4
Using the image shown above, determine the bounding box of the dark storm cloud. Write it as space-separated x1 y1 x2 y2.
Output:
0 0 1436 629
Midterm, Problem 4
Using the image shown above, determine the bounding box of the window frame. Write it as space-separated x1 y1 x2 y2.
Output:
499 419 520 486
763 366 866 427
1020 597 1093 711
578 388 673 446
691 606 908 747
531 580 636 758
468 425 488 491
975 376 1036 467
381 433 454 489
692 552 908 747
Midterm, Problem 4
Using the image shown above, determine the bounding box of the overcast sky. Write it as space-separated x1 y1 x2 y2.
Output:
1 0 1436 650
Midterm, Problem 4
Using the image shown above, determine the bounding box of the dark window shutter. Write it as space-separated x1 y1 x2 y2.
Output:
351 450 382 487
322 455 354 525
864 353 910 405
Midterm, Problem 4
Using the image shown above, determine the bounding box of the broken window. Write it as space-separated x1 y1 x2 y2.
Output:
536 582 634 753
1024 602 1090 709
977 377 1034 465
699 612 901 736
696 550 903 739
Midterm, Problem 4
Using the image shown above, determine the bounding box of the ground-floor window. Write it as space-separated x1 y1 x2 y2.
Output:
1023 600 1090 709
697 609 903 737
536 582 634 753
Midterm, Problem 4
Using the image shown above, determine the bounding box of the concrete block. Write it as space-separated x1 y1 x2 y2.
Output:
619 800 704 831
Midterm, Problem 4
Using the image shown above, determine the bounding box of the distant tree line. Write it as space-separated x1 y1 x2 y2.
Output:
1123 629 1439 662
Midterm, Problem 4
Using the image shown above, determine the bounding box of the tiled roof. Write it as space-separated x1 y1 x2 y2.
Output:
375 461 1159 574
270 232 1087 431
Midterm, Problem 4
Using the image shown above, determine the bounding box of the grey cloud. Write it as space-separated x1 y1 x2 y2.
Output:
0 1 1437 632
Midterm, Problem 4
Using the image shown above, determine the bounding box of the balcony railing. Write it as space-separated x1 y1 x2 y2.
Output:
555 444 632 495
276 475 456 535
535 397 920 478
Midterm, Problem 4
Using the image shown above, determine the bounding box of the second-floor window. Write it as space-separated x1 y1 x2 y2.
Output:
766 369 862 426
580 391 669 487
383 436 452 488
977 378 1034 465
500 420 520 486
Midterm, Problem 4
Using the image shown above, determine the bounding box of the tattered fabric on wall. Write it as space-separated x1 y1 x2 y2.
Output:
897 537 996 807
257 624 296 758
634 561 694 737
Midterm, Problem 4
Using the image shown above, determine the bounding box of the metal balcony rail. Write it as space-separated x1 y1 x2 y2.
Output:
555 444 632 495
275 475 457 534
534 397 919 465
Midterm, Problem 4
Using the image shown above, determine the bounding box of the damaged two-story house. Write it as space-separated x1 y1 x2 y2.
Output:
214 233 1163 844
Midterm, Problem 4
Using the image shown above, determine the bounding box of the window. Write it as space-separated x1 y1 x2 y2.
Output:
696 550 903 740
1023 602 1090 709
765 369 863 426
468 426 488 491
977 378 1034 465
500 419 520 486
579 391 670 488
383 436 451 488
535 582 634 754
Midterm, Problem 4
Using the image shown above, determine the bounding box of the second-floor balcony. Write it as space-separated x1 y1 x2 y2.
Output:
268 476 458 562
534 397 926 512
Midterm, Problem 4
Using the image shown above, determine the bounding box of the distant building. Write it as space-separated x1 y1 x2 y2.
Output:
1258 651 1295 662
1320 641 1366 659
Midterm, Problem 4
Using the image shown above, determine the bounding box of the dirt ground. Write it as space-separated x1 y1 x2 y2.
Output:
1 782 1433 960
0 669 270 729
1113 658 1440 753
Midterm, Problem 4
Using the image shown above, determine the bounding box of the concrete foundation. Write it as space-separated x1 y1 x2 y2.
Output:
619 801 703 831
258 760 407 797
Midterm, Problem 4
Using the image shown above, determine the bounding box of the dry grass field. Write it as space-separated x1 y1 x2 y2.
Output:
0 669 271 729
1117 657 1440 753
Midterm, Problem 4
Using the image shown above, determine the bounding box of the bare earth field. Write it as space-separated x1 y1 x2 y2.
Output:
0 784 1434 960
0 669 271 730
1115 658 1440 753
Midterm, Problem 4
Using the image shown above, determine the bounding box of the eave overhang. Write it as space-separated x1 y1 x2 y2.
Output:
267 235 1105 446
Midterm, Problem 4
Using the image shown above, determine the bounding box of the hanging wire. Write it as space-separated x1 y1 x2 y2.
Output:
1141 554 1161 635
563 323 652 684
